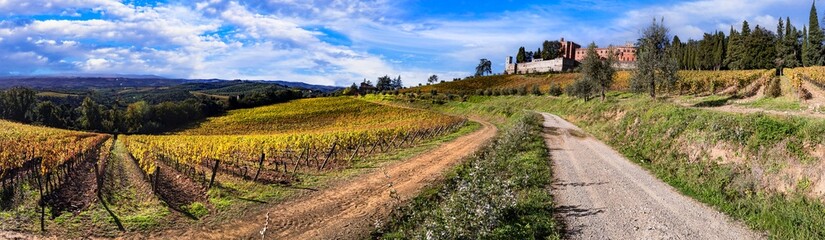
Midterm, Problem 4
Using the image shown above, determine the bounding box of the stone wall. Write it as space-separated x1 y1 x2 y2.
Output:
505 57 575 74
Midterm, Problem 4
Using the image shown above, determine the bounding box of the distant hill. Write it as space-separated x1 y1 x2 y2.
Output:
0 76 343 93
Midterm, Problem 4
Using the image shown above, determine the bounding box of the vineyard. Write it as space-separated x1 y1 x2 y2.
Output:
0 120 113 231
674 69 769 95
787 66 825 93
121 97 466 192
404 69 771 96
401 73 578 95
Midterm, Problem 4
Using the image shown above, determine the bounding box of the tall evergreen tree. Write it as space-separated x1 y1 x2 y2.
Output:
803 25 811 66
748 25 777 69
807 2 824 65
784 17 802 68
726 24 747 70
541 40 562 60
777 18 788 70
516 47 527 63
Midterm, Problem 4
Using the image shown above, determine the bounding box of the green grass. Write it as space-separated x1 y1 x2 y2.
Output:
375 113 560 239
739 96 803 111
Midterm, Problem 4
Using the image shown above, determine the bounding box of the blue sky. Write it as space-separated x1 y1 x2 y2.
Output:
0 0 815 86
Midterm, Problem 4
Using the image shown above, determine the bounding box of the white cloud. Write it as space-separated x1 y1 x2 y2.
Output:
0 0 817 86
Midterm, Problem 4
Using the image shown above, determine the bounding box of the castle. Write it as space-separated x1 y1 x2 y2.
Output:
505 38 637 74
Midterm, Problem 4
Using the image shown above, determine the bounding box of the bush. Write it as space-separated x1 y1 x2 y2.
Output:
548 84 563 96
765 76 782 98
531 85 542 95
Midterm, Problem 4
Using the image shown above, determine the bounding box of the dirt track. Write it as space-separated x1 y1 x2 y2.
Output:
541 112 763 239
159 118 496 239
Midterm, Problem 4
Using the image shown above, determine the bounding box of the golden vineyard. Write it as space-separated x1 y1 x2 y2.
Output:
121 97 466 186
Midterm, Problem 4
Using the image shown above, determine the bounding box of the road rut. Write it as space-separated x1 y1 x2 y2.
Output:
540 112 762 240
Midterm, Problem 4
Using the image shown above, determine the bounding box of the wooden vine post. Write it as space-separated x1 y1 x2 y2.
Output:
319 139 338 171
33 158 45 232
208 159 220 189
254 152 265 182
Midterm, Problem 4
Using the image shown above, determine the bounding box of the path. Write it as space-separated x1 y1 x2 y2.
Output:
158 118 497 239
540 112 762 239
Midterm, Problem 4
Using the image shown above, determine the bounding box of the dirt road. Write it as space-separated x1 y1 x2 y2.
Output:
540 112 763 239
162 118 496 239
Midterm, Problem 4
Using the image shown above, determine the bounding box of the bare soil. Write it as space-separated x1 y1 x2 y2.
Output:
148 118 496 239
541 112 763 239
42 159 99 218
153 160 207 213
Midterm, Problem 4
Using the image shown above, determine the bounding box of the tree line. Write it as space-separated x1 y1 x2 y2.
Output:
674 2 825 72
343 75 404 95
0 86 306 134
516 40 563 63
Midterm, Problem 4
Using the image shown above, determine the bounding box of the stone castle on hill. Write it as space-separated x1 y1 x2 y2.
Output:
505 38 637 74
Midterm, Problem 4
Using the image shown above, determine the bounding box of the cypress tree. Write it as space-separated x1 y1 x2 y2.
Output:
807 1 824 65
777 18 787 69
784 17 802 68
804 25 811 66
748 25 777 69
516 47 527 63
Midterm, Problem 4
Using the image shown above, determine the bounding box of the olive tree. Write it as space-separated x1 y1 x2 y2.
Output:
631 18 679 99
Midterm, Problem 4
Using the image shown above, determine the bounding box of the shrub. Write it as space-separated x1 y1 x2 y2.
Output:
764 76 782 98
548 83 563 96
531 84 542 95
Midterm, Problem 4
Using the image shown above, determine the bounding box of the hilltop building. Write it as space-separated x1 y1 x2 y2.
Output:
505 38 637 74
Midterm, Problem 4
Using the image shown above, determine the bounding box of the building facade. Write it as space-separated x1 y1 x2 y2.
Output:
505 38 637 74
505 56 576 74
574 42 637 62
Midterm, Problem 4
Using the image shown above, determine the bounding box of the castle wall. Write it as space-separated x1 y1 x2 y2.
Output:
505 58 575 74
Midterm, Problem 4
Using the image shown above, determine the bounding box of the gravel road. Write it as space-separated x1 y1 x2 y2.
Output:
540 112 763 240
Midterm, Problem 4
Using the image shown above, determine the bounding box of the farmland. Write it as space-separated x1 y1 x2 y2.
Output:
0 96 471 237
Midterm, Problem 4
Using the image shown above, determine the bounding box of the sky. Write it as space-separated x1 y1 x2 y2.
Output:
0 0 817 86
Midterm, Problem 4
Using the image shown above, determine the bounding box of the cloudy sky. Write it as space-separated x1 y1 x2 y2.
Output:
0 0 816 86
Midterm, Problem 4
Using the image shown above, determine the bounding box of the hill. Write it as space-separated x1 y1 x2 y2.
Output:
0 76 342 93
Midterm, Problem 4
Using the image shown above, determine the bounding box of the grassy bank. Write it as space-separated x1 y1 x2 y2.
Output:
370 93 825 239
374 113 560 239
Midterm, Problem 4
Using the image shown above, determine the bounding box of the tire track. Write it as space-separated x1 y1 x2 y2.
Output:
541 112 763 239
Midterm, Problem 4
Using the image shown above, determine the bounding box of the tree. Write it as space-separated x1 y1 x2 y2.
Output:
631 18 679 99
542 40 562 60
32 101 63 127
1 87 36 122
125 101 152 133
580 42 616 101
533 48 542 60
803 25 811 66
780 17 802 69
726 22 751 70
391 75 403 90
807 1 824 66
427 75 439 84
78 97 103 131
376 75 393 91
342 83 359 95
748 25 776 70
475 59 492 77
516 47 527 63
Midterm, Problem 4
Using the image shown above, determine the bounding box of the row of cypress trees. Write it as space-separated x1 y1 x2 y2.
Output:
670 2 825 71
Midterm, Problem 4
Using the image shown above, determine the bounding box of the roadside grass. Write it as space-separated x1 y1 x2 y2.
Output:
738 96 803 111
374 112 560 239
374 92 825 239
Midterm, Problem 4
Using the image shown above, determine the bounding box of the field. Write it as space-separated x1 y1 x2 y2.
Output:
0 97 470 236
